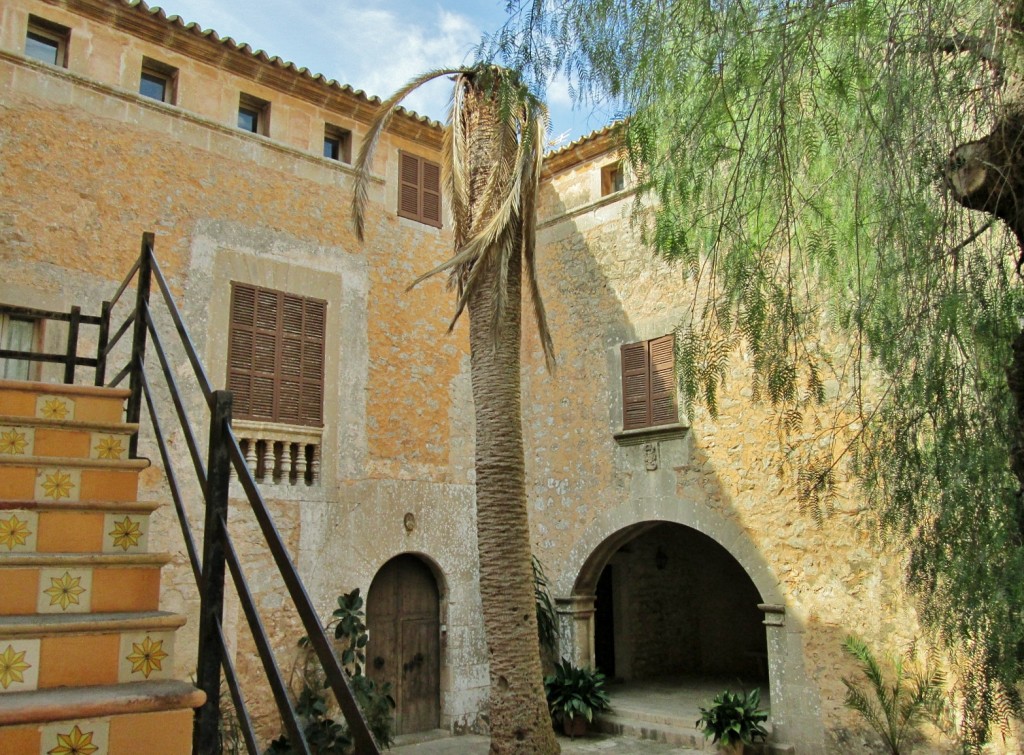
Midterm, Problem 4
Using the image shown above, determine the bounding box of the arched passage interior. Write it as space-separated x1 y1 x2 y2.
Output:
584 522 768 685
366 553 442 735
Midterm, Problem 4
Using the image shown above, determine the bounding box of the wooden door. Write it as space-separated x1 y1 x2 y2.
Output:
367 555 440 734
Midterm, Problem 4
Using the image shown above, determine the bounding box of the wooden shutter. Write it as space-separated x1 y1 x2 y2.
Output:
398 152 420 221
621 341 651 430
648 334 678 426
621 335 678 430
227 283 326 427
398 151 442 228
421 159 441 227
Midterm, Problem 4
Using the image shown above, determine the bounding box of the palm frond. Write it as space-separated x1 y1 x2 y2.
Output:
351 67 466 241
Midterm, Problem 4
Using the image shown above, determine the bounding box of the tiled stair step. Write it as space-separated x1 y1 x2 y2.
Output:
0 680 203 755
0 380 130 425
0 500 159 554
0 455 149 502
0 414 138 461
0 553 171 616
594 712 708 749
0 611 186 692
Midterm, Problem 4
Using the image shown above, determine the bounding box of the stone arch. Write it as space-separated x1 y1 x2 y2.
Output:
550 495 822 753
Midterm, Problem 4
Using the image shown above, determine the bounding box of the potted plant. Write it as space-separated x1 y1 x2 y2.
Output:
543 659 612 738
696 688 769 754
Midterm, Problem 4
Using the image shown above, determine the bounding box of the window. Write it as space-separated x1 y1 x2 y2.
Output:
0 314 37 380
398 151 442 228
227 283 326 427
238 93 270 135
323 124 352 163
25 17 69 67
621 334 678 430
601 161 625 196
139 58 177 104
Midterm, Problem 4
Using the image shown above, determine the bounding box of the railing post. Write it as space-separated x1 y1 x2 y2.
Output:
63 306 81 384
194 389 232 755
95 300 111 387
126 233 154 457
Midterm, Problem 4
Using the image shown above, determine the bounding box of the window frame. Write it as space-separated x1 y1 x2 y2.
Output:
323 123 352 163
139 57 178 105
238 93 270 136
25 16 69 68
620 334 679 432
226 282 326 428
397 150 442 228
601 161 625 196
0 313 38 381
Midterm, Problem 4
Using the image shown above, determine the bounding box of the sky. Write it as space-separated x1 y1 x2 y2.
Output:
146 0 618 146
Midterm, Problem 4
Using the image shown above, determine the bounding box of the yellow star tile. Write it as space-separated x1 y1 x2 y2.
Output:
39 397 71 421
108 516 142 551
47 724 99 755
93 435 125 460
0 644 31 690
126 636 169 678
41 470 75 501
0 513 32 551
0 428 28 455
44 571 86 611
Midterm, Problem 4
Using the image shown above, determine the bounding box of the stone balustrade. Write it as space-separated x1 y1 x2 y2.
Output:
232 420 322 486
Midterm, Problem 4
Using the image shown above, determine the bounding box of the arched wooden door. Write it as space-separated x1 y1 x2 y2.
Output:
366 555 440 734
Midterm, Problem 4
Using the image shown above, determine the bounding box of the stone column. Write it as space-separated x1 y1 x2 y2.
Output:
555 594 596 667
759 603 795 755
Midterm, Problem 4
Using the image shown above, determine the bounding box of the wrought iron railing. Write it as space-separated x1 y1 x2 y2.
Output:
7 233 379 754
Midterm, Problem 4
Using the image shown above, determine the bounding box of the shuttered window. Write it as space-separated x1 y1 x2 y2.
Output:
621 334 678 430
227 283 326 427
398 151 442 228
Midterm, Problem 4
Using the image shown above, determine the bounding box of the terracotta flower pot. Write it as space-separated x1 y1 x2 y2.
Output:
561 715 588 738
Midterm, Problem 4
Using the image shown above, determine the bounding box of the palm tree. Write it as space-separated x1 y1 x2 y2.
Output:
352 65 559 754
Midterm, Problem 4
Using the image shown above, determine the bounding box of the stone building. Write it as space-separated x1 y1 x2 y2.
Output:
0 0 956 752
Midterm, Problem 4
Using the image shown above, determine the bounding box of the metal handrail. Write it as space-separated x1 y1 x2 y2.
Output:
99 233 380 754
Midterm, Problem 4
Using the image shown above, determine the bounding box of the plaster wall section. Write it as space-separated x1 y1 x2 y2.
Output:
526 145 923 751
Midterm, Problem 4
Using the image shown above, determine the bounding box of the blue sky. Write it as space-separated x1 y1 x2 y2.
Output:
148 0 616 145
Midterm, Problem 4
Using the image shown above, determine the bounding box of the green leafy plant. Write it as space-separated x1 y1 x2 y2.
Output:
264 589 395 754
543 658 611 727
696 689 768 749
533 555 558 660
840 635 948 755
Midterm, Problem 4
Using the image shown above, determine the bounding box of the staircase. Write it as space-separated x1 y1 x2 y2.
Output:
0 379 203 754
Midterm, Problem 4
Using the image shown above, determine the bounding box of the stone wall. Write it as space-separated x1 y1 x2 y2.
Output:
526 139 930 752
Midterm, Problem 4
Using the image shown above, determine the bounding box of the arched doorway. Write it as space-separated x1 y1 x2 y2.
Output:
590 523 767 684
366 554 441 735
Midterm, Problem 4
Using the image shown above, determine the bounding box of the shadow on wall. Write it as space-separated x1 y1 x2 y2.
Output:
519 179 913 753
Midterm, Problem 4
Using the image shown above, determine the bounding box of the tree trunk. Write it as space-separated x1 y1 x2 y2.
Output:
463 84 560 754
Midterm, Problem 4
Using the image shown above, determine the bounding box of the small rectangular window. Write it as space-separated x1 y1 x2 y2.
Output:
0 314 37 381
238 93 270 135
140 58 177 104
323 124 352 163
25 17 69 68
601 161 625 196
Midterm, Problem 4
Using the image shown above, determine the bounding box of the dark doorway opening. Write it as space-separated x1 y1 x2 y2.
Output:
591 523 767 684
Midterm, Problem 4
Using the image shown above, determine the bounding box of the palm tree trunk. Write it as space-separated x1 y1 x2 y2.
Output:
464 84 560 755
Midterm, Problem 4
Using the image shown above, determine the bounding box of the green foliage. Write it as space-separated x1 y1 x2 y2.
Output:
494 0 1024 744
543 658 611 725
696 689 769 747
533 555 558 658
265 589 395 754
840 636 949 755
